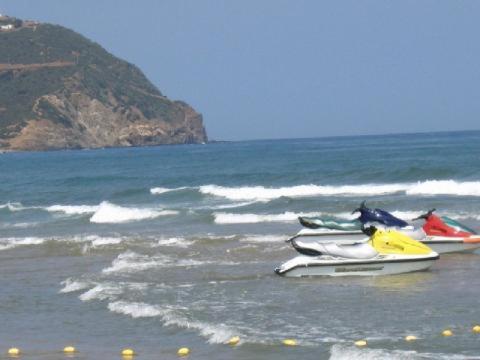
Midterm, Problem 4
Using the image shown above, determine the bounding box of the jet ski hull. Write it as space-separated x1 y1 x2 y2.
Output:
422 236 480 254
275 254 439 277
289 230 367 244
289 230 478 254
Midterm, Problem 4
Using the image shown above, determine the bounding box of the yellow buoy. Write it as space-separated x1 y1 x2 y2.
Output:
121 348 135 356
227 336 240 346
354 340 367 347
177 347 190 356
442 329 453 337
282 339 297 346
405 335 417 342
473 325 480 333
7 348 20 356
63 346 76 353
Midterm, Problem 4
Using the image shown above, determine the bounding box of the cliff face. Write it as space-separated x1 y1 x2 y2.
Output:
0 18 207 151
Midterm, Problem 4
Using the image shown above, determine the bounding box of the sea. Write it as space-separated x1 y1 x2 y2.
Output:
1 130 480 359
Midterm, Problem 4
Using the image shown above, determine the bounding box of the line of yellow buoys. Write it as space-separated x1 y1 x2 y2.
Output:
4 326 480 357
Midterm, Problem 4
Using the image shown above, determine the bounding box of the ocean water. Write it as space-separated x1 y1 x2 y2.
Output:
1 131 480 359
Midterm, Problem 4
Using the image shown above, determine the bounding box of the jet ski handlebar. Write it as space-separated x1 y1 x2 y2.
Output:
351 200 367 214
412 208 436 221
361 224 377 237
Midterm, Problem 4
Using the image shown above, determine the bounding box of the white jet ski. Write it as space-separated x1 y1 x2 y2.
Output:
275 227 439 277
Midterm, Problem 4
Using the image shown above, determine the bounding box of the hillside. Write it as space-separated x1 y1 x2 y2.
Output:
0 16 207 150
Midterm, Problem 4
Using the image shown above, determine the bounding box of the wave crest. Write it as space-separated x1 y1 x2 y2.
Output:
200 180 480 201
90 201 178 224
214 212 322 224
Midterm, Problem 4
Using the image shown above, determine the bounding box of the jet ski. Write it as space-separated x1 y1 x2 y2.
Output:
291 202 419 245
298 201 409 230
275 226 439 277
412 209 480 253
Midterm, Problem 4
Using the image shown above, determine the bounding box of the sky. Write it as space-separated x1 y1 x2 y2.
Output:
0 1 479 140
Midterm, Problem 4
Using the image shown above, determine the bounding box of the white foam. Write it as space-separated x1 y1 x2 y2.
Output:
214 212 322 224
90 201 178 223
107 300 235 344
102 251 169 274
88 236 123 247
214 209 479 225
328 344 476 360
102 250 240 274
157 237 194 248
406 180 480 196
0 237 46 251
0 222 39 229
0 202 27 211
200 181 480 201
200 184 407 201
206 201 258 210
79 283 124 302
46 204 99 215
240 234 287 243
167 317 235 344
329 344 418 360
108 301 165 318
59 278 91 293
150 186 189 195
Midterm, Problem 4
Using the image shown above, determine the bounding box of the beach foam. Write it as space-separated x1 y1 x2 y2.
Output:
150 186 189 195
90 201 178 223
214 211 322 224
108 301 166 318
79 283 124 302
200 184 407 201
107 300 235 343
406 180 480 196
157 237 195 248
102 251 170 274
59 278 91 293
79 282 147 302
0 237 46 251
0 202 28 212
102 250 240 274
240 234 287 243
329 344 418 360
46 204 99 215
200 180 480 201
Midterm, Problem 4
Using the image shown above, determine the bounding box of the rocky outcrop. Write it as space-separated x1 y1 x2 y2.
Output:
0 18 207 151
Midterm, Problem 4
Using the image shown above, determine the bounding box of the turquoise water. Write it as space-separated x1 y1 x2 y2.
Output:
1 131 480 359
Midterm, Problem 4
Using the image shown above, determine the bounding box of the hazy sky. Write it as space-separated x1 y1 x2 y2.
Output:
1 1 479 140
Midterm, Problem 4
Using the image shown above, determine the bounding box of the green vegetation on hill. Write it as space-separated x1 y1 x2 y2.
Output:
0 21 194 142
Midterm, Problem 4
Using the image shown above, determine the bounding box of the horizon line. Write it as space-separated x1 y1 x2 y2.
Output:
211 128 480 143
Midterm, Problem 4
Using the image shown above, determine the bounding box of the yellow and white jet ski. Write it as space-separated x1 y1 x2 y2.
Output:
275 226 439 277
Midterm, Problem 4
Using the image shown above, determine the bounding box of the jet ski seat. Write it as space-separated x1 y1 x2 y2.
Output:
292 238 378 259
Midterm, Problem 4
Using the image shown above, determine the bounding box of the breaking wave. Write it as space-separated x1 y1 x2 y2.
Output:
406 180 480 196
59 278 91 293
329 344 417 360
46 204 99 215
240 234 287 243
214 210 480 224
102 250 240 274
150 186 190 195
0 202 29 212
199 180 480 201
90 201 178 223
78 282 148 302
0 237 46 251
214 211 322 224
157 237 195 248
108 300 235 343
328 344 476 360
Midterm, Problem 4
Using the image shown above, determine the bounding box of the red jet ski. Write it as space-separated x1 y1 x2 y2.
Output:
413 209 480 253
